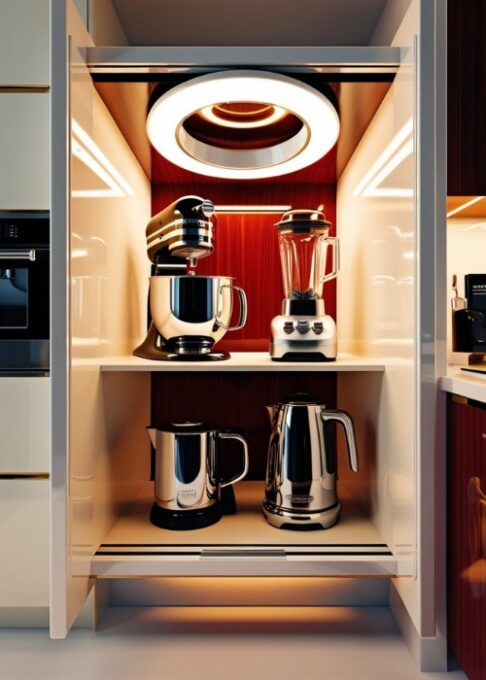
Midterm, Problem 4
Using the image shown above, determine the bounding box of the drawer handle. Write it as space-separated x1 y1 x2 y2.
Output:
0 249 36 261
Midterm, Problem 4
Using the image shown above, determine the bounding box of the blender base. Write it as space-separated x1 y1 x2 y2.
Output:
270 313 337 361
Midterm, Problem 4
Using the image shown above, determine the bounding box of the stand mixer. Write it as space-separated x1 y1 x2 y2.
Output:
270 209 339 361
134 195 247 361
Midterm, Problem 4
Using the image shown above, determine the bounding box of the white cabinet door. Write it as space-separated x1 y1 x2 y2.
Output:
0 93 50 210
0 479 49 607
0 0 50 87
0 378 50 474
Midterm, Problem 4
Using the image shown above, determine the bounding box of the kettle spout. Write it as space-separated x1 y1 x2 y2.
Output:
265 405 277 424
146 427 157 448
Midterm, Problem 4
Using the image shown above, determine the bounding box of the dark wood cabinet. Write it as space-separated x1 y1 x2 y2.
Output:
448 396 486 680
448 0 486 195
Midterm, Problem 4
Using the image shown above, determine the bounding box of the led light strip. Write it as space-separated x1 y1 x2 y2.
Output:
71 119 134 198
353 118 413 199
215 205 292 214
447 196 486 219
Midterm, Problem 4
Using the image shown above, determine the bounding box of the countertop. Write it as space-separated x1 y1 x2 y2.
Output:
440 366 486 403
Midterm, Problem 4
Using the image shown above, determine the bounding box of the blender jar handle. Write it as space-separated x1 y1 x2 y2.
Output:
217 285 248 331
320 236 340 284
217 431 249 487
320 408 359 472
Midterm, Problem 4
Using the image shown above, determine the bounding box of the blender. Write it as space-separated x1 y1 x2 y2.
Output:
270 209 339 361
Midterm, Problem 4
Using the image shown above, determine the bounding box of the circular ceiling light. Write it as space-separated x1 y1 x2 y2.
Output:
146 70 339 180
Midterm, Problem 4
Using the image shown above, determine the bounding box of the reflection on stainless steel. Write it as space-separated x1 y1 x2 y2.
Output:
149 275 247 353
148 423 249 529
263 395 359 530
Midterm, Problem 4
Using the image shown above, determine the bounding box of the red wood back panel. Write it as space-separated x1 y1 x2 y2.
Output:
152 181 336 352
152 371 337 480
448 398 486 680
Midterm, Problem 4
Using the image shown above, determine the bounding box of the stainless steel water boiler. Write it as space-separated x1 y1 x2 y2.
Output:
148 422 249 530
263 393 359 530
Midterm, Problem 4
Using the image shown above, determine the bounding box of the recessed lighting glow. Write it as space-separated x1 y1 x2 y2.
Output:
71 119 134 199
447 196 486 219
353 118 413 199
215 205 292 214
199 103 287 129
147 70 340 180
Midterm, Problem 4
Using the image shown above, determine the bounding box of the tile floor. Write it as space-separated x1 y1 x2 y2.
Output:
0 607 466 680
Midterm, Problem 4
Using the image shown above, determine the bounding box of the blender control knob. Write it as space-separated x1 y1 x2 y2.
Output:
296 320 310 334
313 322 324 335
283 321 295 334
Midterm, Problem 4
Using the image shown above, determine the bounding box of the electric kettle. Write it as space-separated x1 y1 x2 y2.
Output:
263 394 359 530
147 422 249 530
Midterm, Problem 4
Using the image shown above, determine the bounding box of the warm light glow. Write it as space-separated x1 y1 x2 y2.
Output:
447 195 486 218
71 119 134 198
215 205 292 214
146 70 340 180
461 221 486 232
199 103 287 129
353 118 413 198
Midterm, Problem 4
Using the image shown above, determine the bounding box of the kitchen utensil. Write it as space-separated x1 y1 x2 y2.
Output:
270 209 339 361
147 422 249 530
263 393 358 529
134 196 248 360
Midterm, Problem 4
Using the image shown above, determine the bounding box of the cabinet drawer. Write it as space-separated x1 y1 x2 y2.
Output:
0 93 49 210
0 0 49 87
0 377 50 474
0 479 49 607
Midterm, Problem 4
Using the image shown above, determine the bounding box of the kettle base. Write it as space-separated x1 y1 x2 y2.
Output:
262 501 341 530
150 502 222 530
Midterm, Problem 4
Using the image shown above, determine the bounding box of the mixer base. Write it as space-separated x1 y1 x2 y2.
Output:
262 500 341 530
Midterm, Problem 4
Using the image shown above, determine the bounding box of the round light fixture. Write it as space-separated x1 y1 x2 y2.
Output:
146 70 339 180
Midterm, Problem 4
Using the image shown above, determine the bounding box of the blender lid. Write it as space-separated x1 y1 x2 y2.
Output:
275 209 331 232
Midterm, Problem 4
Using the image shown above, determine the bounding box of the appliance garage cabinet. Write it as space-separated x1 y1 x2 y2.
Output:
50 0 447 670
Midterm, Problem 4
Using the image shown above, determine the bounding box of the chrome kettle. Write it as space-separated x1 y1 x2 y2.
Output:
263 394 359 530
148 422 249 530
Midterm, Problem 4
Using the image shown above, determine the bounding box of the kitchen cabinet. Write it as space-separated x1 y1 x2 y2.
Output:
447 0 486 195
0 0 50 87
0 378 50 474
0 480 49 611
0 93 49 210
48 0 447 672
448 396 486 680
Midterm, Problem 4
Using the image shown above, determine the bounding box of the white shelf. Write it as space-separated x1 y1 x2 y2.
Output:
99 352 386 373
85 482 398 578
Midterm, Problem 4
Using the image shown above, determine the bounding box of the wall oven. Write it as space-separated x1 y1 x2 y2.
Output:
0 212 49 374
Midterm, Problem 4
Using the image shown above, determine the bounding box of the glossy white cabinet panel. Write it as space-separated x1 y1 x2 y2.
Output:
0 93 49 210
0 0 50 86
0 479 49 607
0 378 50 474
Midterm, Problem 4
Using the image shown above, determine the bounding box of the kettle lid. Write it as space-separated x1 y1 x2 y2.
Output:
279 392 324 406
150 421 216 434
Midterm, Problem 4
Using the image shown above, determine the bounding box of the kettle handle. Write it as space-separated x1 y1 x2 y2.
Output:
320 409 359 472
217 431 249 487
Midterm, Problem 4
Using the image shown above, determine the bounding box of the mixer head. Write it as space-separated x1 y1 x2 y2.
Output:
146 195 215 266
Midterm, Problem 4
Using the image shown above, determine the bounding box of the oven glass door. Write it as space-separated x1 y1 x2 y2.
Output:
0 248 49 340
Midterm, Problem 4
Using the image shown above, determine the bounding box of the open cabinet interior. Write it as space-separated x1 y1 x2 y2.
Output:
48 0 447 644
67 54 415 583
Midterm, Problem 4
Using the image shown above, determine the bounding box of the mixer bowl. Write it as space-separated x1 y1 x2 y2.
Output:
149 275 247 353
